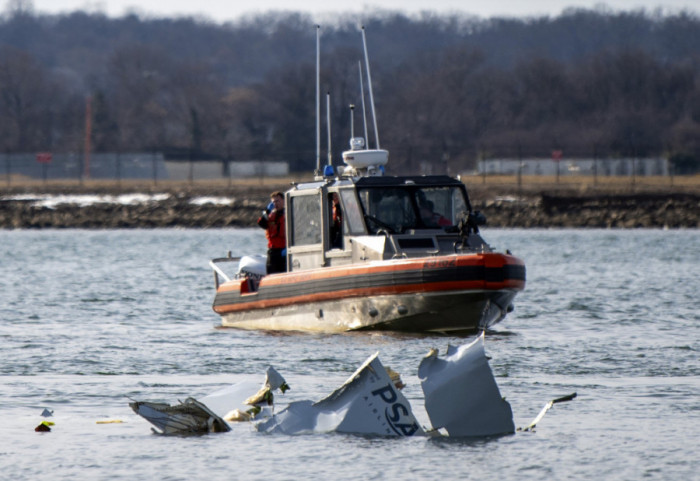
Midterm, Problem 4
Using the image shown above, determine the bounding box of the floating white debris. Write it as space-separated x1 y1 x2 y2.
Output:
201 366 288 419
196 381 260 420
418 332 515 437
256 353 422 436
518 392 577 432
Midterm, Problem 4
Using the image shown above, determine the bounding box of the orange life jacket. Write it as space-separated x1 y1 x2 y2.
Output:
265 209 286 249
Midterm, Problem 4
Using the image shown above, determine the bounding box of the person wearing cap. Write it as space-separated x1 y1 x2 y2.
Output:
257 191 287 274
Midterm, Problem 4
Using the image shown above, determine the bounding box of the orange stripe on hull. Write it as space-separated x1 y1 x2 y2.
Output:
267 254 519 284
213 278 524 314
218 253 523 294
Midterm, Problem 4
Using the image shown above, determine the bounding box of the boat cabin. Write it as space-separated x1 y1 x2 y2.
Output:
285 174 491 272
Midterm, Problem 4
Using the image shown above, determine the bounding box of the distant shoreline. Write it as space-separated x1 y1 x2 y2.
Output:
1 179 698 229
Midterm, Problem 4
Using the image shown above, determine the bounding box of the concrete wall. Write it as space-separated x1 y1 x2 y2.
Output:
2 153 289 181
478 158 670 176
164 160 289 180
3 152 167 180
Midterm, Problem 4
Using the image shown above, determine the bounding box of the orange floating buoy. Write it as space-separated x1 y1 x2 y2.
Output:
35 422 51 432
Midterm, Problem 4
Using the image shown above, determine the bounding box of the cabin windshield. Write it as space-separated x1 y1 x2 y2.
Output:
357 185 468 234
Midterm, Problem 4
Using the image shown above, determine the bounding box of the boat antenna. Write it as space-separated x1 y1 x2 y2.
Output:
326 91 332 166
361 26 380 149
358 61 369 148
349 104 355 139
315 25 321 175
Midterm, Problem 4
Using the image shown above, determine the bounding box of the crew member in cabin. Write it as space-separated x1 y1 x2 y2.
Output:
420 200 451 228
330 193 343 248
257 191 287 274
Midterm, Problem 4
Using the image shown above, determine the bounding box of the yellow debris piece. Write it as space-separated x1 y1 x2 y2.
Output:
385 366 406 390
223 409 253 422
245 386 273 406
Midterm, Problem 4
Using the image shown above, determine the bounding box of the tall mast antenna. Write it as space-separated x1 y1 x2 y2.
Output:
84 96 92 179
315 25 321 174
349 104 355 139
361 26 380 149
358 61 369 148
326 92 332 166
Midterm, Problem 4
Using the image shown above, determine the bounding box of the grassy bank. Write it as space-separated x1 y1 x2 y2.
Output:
2 174 699 199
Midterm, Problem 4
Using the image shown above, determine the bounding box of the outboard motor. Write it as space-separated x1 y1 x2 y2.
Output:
237 255 267 281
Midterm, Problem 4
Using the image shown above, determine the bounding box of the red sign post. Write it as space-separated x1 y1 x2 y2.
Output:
552 150 563 183
36 152 52 184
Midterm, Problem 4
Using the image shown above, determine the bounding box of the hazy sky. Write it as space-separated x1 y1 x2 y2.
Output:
28 0 700 21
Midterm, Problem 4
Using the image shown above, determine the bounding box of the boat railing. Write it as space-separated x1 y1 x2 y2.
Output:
376 230 405 259
209 252 241 289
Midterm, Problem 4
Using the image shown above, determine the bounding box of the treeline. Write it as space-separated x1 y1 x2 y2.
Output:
1 5 700 173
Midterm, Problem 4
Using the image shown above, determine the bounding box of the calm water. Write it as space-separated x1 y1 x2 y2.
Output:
1 228 697 480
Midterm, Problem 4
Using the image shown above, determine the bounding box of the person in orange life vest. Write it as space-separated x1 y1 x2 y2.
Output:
257 191 287 274
330 193 343 248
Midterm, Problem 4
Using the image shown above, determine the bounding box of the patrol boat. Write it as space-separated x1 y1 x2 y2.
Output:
209 28 525 333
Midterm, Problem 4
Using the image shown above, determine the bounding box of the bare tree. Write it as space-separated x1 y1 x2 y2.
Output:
0 46 56 151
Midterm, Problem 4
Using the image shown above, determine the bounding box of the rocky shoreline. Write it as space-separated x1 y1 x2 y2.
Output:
1 186 698 229
480 192 700 228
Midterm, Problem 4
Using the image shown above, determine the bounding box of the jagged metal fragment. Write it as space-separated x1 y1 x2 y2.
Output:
256 353 423 436
418 332 515 437
129 397 230 435
519 392 577 432
130 366 289 434
201 366 288 419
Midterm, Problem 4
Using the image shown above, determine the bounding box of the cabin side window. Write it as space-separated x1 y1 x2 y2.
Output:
290 194 322 246
339 190 365 235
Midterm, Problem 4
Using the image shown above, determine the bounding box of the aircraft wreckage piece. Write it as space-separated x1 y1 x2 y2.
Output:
257 336 515 437
518 392 577 432
255 353 422 436
129 397 231 434
418 332 515 437
129 367 288 434
200 366 290 422
130 338 573 437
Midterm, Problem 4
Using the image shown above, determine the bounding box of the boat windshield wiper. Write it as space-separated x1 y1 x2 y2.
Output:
364 215 396 234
